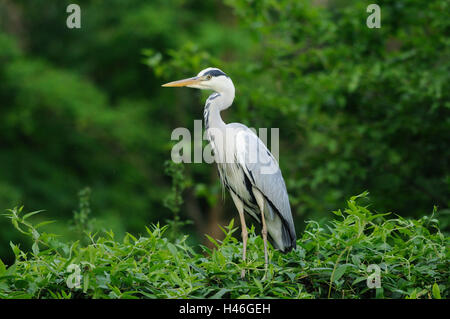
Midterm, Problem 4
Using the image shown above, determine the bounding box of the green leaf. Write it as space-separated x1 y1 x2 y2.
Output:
22 210 45 220
352 276 367 285
254 278 264 293
0 258 6 275
205 234 220 248
9 242 21 257
210 288 230 299
83 274 90 293
15 280 28 289
333 265 347 282
331 210 343 217
35 220 56 229
432 283 441 299
167 243 178 259
375 287 384 299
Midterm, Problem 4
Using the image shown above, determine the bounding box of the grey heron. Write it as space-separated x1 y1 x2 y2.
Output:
163 67 296 278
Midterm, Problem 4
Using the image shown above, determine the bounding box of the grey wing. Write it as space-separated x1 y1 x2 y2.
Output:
232 124 296 248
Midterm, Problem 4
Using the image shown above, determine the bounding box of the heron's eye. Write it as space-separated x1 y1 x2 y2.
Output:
206 74 212 80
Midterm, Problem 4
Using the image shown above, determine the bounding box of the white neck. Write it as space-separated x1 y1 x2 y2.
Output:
203 82 235 131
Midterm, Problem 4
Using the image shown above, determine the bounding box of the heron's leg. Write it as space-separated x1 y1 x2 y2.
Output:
260 208 269 271
238 208 248 279
230 192 247 279
253 188 269 276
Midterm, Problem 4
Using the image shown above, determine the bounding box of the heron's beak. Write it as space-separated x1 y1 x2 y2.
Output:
162 76 202 87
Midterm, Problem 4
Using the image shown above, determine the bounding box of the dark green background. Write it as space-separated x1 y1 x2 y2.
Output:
0 0 448 264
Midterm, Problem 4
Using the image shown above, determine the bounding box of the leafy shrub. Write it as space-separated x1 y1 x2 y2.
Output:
0 193 447 299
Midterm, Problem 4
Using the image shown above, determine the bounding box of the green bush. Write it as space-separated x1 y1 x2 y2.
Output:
0 193 447 299
1 0 449 266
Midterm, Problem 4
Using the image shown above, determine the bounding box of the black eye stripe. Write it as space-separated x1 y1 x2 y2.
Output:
203 69 229 78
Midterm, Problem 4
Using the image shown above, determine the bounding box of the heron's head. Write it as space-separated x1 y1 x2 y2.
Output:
162 67 234 94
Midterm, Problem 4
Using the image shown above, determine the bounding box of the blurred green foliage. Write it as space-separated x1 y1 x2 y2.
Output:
0 0 449 265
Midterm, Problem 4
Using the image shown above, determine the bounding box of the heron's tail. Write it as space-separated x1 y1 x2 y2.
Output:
265 203 296 253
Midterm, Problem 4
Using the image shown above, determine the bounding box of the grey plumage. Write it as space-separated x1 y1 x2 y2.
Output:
163 67 297 277
210 121 296 252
